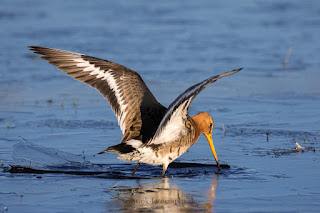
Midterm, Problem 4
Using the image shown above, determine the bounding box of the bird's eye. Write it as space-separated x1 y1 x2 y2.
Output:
209 123 213 128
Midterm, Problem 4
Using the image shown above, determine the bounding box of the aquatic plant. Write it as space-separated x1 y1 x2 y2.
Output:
222 122 225 136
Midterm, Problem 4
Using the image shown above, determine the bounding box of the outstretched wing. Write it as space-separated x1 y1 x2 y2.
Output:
148 68 242 145
29 46 166 143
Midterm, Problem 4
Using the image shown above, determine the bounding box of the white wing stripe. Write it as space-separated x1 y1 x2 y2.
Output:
73 58 127 133
83 66 95 72
151 98 191 145
147 68 241 146
150 83 201 145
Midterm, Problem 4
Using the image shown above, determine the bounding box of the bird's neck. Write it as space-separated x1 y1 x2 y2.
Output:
190 114 204 140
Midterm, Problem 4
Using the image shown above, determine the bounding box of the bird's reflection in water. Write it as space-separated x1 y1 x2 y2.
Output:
204 175 218 211
108 175 218 212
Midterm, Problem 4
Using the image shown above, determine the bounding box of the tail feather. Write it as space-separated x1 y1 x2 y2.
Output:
97 147 112 154
98 143 136 155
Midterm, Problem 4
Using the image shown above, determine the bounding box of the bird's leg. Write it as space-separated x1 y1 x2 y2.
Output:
131 163 141 176
162 163 169 177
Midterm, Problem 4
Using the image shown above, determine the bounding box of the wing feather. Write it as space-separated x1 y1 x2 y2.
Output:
148 68 242 145
29 46 166 143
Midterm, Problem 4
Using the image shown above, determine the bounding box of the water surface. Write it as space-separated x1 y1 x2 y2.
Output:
1 0 320 212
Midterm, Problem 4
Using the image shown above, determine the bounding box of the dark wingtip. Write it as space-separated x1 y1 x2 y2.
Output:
28 46 43 54
28 46 52 53
218 67 243 78
232 67 243 73
28 46 38 50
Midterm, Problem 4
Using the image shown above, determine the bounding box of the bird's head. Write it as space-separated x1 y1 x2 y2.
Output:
192 112 220 170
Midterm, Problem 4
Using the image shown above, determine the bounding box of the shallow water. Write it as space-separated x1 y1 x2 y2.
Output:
1 0 320 212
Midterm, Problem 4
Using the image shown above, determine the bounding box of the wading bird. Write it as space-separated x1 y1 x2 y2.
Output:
29 46 241 176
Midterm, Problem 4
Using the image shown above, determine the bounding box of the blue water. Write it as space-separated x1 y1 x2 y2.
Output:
1 0 320 212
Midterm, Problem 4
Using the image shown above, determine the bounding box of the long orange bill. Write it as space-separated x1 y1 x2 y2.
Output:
205 133 220 170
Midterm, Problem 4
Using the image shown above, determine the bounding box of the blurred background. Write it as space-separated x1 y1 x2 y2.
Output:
1 0 320 212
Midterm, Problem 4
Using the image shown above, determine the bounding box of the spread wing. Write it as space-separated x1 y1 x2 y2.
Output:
148 68 242 145
29 46 166 143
